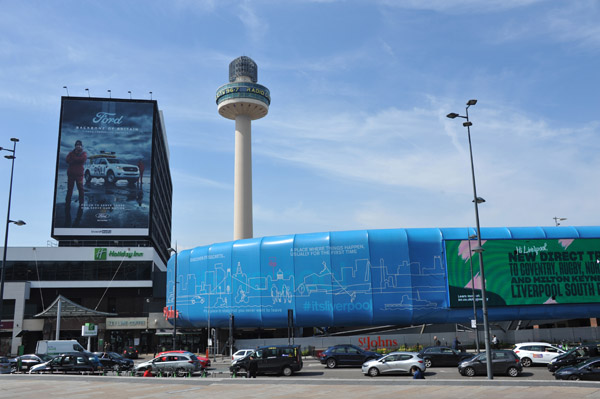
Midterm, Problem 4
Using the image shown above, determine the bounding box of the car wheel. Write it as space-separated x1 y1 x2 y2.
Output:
282 366 293 376
464 367 476 377
521 357 532 367
424 358 433 368
238 367 247 377
368 367 380 377
113 365 121 372
568 375 580 381
326 358 337 369
176 368 187 377
106 171 115 184
507 367 519 377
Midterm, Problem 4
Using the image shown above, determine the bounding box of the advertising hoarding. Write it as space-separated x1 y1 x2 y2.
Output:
446 238 600 307
52 97 154 237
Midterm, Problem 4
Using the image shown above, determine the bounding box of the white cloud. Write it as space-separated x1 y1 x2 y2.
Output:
237 1 269 43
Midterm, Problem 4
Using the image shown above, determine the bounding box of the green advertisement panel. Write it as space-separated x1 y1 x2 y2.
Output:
446 238 600 307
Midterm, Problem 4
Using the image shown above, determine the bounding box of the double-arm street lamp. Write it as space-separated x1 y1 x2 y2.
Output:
447 100 493 379
0 138 26 328
167 246 178 351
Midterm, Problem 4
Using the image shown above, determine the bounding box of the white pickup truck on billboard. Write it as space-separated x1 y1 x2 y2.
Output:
84 151 139 185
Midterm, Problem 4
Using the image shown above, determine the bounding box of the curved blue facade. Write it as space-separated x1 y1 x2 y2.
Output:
167 226 600 328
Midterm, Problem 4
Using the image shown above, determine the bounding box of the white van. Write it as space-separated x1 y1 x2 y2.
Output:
36 340 86 356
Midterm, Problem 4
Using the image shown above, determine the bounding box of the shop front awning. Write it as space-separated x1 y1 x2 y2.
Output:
34 295 117 318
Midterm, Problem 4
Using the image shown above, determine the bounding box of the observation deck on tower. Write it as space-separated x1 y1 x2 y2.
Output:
216 56 270 120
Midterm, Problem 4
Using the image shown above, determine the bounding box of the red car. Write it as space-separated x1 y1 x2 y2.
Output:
158 350 211 368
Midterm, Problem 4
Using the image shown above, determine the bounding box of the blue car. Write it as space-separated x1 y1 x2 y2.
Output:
318 344 381 368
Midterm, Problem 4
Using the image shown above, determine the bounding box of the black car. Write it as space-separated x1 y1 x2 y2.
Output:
458 350 522 377
548 343 600 372
9 354 53 373
93 351 134 371
554 357 600 380
230 345 303 376
29 352 103 374
418 346 472 367
318 344 381 368
122 346 139 359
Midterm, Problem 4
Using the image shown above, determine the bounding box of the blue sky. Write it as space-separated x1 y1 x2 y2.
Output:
1 0 599 251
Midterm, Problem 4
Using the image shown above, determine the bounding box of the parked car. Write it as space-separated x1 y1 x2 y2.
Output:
513 342 564 367
29 352 103 374
135 353 203 377
548 342 600 373
232 349 254 362
318 344 381 368
361 352 425 377
554 357 600 380
0 356 10 374
122 346 139 359
230 345 303 376
417 346 472 367
458 350 522 377
93 351 134 371
158 350 211 368
9 354 53 373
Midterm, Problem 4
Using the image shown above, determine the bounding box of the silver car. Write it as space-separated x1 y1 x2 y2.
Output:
361 352 425 377
135 353 202 377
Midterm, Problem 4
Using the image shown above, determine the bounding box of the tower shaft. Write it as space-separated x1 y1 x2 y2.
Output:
234 115 253 240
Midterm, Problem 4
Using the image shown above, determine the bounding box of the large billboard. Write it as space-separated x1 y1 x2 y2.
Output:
446 238 600 307
52 97 154 237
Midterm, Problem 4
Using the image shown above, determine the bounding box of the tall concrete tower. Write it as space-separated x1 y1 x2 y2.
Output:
216 56 270 240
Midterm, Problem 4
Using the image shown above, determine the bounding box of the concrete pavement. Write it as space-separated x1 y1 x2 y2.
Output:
2 373 600 399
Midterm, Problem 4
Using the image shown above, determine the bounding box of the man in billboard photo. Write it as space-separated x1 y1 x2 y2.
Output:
137 158 145 185
65 139 87 226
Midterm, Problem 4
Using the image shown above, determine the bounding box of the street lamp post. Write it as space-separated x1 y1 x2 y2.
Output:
467 232 480 353
0 138 26 330
447 100 493 379
167 246 178 351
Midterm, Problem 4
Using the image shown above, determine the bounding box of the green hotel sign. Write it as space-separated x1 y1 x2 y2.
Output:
446 238 600 307
94 247 144 260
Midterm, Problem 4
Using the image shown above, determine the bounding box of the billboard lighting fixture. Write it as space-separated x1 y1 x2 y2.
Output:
63 86 69 96
85 88 90 98
108 89 111 99
128 91 132 99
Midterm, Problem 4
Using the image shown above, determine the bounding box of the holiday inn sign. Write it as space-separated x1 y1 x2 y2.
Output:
94 247 145 260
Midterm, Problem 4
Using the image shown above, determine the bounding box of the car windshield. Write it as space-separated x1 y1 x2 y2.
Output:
108 352 125 359
38 354 53 362
107 158 123 164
